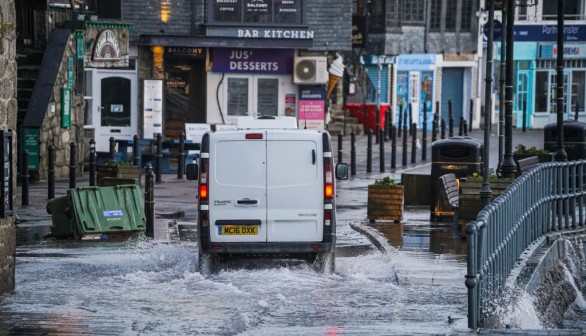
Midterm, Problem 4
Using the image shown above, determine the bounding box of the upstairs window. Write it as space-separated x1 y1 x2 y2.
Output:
543 0 583 21
401 0 425 24
209 0 304 25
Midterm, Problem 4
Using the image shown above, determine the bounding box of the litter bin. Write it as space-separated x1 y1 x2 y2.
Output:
430 136 483 221
544 120 586 161
47 185 146 239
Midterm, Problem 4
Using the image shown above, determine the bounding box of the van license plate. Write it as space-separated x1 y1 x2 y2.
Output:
219 226 258 235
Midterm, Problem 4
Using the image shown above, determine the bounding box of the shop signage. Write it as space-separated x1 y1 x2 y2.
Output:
212 48 293 74
514 24 586 42
67 57 74 87
397 54 436 66
61 87 71 128
539 43 586 59
211 0 301 25
22 128 39 171
298 85 325 131
143 80 163 139
207 27 314 39
185 123 211 143
93 29 121 61
165 47 205 58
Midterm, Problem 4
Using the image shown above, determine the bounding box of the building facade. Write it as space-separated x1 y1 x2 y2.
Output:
352 0 482 130
494 0 586 128
0 0 17 293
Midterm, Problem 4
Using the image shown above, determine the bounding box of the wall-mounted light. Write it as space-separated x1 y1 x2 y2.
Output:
161 0 171 23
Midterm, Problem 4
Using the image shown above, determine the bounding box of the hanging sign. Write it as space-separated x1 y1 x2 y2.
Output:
61 87 71 128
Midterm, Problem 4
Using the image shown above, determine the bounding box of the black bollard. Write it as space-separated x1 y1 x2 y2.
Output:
178 132 185 179
366 129 372 173
522 100 527 132
411 123 417 164
402 121 408 167
432 115 438 143
441 118 446 139
155 133 162 183
459 117 464 136
48 145 55 199
133 135 140 166
469 99 474 133
379 129 385 173
69 142 76 189
448 101 454 137
422 102 428 161
144 163 155 238
386 109 392 141
398 105 403 138
391 126 397 170
576 102 580 121
408 103 413 136
109 136 116 162
337 133 343 164
463 120 468 136
403 109 408 138
89 140 96 187
21 150 29 206
350 130 356 176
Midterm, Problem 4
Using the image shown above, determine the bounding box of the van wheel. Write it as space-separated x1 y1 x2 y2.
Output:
198 251 220 274
314 251 335 274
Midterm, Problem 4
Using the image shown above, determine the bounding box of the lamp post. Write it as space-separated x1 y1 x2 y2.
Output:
481 0 494 207
498 2 507 167
499 0 518 177
555 0 568 161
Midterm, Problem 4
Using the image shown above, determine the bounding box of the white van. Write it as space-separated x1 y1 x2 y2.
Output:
189 116 348 272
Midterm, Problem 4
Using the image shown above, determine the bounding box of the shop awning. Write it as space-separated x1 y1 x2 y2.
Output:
139 35 313 49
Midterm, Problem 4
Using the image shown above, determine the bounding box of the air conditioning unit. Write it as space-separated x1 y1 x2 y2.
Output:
293 56 328 84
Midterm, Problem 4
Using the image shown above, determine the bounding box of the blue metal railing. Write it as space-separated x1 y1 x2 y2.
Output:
465 160 586 329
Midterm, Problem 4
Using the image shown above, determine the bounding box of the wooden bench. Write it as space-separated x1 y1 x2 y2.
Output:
515 156 540 177
438 173 459 226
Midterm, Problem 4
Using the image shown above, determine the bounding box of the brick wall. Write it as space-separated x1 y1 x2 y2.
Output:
0 0 17 293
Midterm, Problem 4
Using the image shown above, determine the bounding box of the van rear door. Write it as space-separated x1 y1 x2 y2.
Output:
266 132 323 242
209 132 267 243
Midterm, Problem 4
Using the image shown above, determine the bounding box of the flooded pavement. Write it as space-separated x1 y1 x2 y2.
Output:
1 129 584 334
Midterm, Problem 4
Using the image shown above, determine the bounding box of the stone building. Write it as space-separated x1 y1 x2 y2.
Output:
0 0 17 293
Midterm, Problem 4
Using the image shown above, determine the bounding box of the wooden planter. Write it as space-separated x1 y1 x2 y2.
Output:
367 185 404 222
97 165 142 186
458 178 514 221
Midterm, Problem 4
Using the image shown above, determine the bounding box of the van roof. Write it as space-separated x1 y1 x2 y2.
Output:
236 116 298 130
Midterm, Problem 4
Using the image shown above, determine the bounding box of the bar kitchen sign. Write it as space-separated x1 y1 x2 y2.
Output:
212 48 293 74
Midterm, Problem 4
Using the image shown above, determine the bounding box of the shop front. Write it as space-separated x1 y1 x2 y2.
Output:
396 54 437 130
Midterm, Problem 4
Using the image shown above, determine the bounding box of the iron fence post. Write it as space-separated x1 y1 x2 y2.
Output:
89 139 96 186
69 142 76 189
145 163 155 238
48 145 55 199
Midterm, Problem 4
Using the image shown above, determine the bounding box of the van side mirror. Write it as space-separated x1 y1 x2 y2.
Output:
186 164 199 180
335 163 349 180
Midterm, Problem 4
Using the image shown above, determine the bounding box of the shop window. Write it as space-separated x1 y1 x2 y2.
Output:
227 78 249 116
257 79 279 116
535 71 549 113
571 71 585 112
210 0 303 25
549 73 569 113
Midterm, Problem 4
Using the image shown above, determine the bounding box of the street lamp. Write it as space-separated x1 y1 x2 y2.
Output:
555 0 568 161
481 0 494 207
499 0 518 177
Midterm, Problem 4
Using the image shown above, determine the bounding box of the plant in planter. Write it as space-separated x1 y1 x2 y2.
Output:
97 159 142 186
513 144 553 162
458 172 514 222
367 176 404 222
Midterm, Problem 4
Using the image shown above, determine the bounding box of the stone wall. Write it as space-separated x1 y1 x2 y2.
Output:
38 35 85 180
0 0 17 293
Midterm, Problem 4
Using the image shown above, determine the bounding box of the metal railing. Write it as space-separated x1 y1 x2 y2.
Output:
465 160 586 329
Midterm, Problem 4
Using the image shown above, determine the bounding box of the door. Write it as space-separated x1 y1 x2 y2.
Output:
225 75 282 121
209 132 268 243
515 71 530 128
548 71 570 124
92 69 137 152
266 133 322 242
441 68 464 128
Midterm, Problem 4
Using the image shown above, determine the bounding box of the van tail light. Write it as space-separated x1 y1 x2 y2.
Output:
324 163 334 199
199 162 208 200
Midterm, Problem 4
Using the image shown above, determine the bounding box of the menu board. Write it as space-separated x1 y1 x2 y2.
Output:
22 128 39 171
143 80 163 139
275 0 301 24
227 78 249 116
244 0 272 23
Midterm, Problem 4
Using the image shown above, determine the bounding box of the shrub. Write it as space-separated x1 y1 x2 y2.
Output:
373 176 399 186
